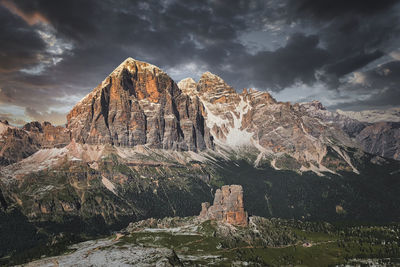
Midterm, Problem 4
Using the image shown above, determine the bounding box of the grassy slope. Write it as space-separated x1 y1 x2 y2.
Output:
114 219 400 266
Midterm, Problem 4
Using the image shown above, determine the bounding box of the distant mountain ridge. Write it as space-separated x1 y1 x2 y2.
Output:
337 107 400 123
301 100 400 161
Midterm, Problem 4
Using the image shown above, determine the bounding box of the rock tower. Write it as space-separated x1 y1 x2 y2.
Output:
199 185 248 226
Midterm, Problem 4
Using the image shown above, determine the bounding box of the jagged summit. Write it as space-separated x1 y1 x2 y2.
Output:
300 100 326 111
110 57 164 77
66 58 213 151
200 71 224 81
197 71 236 96
52 58 394 173
75 57 169 107
178 77 196 84
177 77 197 96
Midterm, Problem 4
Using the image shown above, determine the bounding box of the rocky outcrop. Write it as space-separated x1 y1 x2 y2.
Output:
0 125 39 166
300 101 367 137
356 122 400 160
0 121 70 166
197 72 240 104
22 121 71 148
199 185 248 226
67 58 213 151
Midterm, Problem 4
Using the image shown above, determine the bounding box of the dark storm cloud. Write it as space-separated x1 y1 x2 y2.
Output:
332 61 400 110
0 5 46 72
0 0 254 117
1 0 400 124
237 0 400 90
10 0 250 68
289 0 398 21
239 33 330 89
324 51 384 78
24 107 66 125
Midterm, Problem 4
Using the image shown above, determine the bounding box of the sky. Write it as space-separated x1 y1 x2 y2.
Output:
0 0 400 125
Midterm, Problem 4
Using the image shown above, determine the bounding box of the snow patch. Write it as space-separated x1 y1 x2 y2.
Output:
224 97 253 146
202 102 229 128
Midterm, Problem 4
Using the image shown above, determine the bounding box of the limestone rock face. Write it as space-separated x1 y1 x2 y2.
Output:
356 122 400 160
0 121 70 166
197 72 240 105
301 101 367 137
301 101 400 161
23 121 71 148
199 185 248 226
67 58 213 151
179 74 358 172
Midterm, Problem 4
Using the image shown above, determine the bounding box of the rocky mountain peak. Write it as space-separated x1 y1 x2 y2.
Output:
110 57 164 78
197 71 236 96
200 71 222 80
177 77 197 96
66 58 213 151
300 100 326 111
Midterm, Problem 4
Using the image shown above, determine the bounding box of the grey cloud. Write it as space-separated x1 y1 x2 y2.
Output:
239 33 330 90
0 5 46 72
24 107 66 125
331 61 400 110
0 113 26 125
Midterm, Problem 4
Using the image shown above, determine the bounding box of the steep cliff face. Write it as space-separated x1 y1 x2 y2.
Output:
22 121 71 148
356 122 400 160
67 58 213 151
0 120 70 166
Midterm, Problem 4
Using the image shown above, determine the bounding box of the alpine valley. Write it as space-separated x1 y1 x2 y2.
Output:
1 58 400 266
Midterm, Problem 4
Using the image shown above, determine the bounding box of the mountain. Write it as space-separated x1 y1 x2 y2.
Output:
356 122 400 160
301 101 400 160
1 58 400 265
300 101 367 137
180 74 358 174
337 107 400 123
67 58 213 151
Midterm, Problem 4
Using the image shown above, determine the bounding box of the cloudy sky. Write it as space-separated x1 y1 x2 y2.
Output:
1 0 400 125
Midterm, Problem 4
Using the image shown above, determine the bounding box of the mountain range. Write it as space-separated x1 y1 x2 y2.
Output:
1 58 399 264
